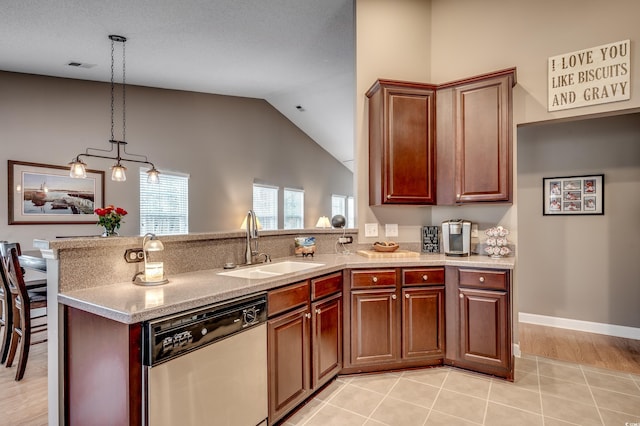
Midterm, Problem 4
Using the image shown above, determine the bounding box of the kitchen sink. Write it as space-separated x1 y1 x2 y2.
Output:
217 261 325 279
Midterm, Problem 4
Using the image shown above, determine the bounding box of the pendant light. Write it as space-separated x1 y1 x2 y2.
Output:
69 35 160 183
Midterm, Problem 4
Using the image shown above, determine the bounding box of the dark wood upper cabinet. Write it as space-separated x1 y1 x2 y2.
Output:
367 68 516 206
366 80 437 205
437 68 516 204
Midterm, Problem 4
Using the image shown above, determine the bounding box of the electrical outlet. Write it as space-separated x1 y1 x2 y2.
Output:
365 223 378 237
124 248 144 263
338 236 353 244
385 224 398 237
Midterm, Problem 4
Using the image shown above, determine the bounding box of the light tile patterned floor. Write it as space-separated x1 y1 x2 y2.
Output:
282 356 640 426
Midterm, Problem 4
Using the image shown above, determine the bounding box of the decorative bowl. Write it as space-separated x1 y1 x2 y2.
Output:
372 242 399 252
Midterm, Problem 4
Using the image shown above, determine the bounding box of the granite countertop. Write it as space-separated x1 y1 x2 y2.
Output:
57 253 515 324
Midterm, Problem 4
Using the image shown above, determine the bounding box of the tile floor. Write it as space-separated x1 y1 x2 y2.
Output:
282 356 640 426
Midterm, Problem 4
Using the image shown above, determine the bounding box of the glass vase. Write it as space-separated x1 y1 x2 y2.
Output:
102 226 118 237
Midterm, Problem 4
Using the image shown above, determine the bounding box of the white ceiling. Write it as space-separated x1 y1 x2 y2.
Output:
0 0 355 171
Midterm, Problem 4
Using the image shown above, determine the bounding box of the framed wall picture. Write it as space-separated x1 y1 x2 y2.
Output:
8 160 105 224
543 174 604 216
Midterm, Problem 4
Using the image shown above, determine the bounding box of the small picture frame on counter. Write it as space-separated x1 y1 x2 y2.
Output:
421 226 440 253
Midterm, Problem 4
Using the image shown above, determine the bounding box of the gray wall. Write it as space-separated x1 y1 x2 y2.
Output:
517 112 640 328
0 71 353 247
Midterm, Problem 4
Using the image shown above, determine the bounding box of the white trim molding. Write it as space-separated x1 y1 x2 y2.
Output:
519 312 640 340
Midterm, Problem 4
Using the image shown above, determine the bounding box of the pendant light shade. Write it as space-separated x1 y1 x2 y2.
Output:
111 163 127 182
69 35 160 183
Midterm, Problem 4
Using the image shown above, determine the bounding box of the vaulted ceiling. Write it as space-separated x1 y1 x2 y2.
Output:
1 0 355 170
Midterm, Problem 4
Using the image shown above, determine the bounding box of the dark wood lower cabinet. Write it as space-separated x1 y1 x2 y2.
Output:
459 288 508 369
268 274 343 424
402 287 444 359
445 266 513 380
268 305 311 423
350 288 399 365
312 292 342 389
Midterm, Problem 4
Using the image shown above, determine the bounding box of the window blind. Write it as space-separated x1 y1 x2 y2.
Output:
253 183 278 230
284 188 304 229
140 169 189 235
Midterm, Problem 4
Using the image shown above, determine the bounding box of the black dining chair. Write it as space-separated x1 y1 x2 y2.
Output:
0 255 12 364
1 246 47 381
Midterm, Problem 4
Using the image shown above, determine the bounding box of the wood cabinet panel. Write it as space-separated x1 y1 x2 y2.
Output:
311 272 342 300
351 269 396 288
454 75 512 203
436 68 516 205
268 280 310 317
267 305 310 423
311 293 342 389
402 267 445 286
402 287 444 359
367 80 436 205
350 288 399 365
64 307 142 426
459 268 508 291
459 288 508 369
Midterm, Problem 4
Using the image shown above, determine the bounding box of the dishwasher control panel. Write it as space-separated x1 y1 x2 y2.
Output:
143 292 267 366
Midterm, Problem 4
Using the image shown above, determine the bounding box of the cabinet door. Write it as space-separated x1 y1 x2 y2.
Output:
267 306 311 423
454 73 513 203
311 293 342 389
368 81 436 205
458 288 509 369
350 289 399 365
402 287 444 359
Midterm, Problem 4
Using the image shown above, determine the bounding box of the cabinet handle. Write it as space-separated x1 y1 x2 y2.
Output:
392 294 397 300
479 276 485 283
405 294 410 299
422 274 428 281
316 308 321 314
372 276 378 283
459 293 464 299
387 194 391 199
305 313 311 319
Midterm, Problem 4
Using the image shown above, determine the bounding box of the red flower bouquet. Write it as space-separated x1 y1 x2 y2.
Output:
95 205 128 236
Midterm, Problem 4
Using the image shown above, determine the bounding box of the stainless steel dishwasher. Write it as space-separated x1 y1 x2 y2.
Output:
142 292 268 426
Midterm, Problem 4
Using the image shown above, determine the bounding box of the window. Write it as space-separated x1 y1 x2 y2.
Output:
139 169 189 235
331 195 346 220
347 196 355 228
284 188 304 229
332 194 355 228
253 183 278 230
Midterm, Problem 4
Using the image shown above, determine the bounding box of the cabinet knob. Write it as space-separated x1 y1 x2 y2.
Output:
479 276 485 283
387 194 391 199
422 274 428 281
459 293 464 299
372 276 378 283
405 294 410 299
305 312 311 319
316 308 321 314
392 294 397 300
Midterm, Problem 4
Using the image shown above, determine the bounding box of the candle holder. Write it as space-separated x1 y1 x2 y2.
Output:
133 233 169 286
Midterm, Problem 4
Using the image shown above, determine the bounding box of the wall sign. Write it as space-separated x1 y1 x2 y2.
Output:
548 39 630 111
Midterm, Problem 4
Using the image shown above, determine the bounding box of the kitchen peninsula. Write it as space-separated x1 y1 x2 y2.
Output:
42 231 515 425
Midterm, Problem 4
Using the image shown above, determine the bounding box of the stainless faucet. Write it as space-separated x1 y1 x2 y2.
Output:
244 210 259 265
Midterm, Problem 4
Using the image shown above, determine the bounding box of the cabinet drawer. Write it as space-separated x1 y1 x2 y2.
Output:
459 269 508 291
268 281 310 317
402 267 444 286
311 272 342 300
351 269 396 288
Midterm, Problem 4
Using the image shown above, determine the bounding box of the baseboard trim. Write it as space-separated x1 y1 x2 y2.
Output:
519 312 640 340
